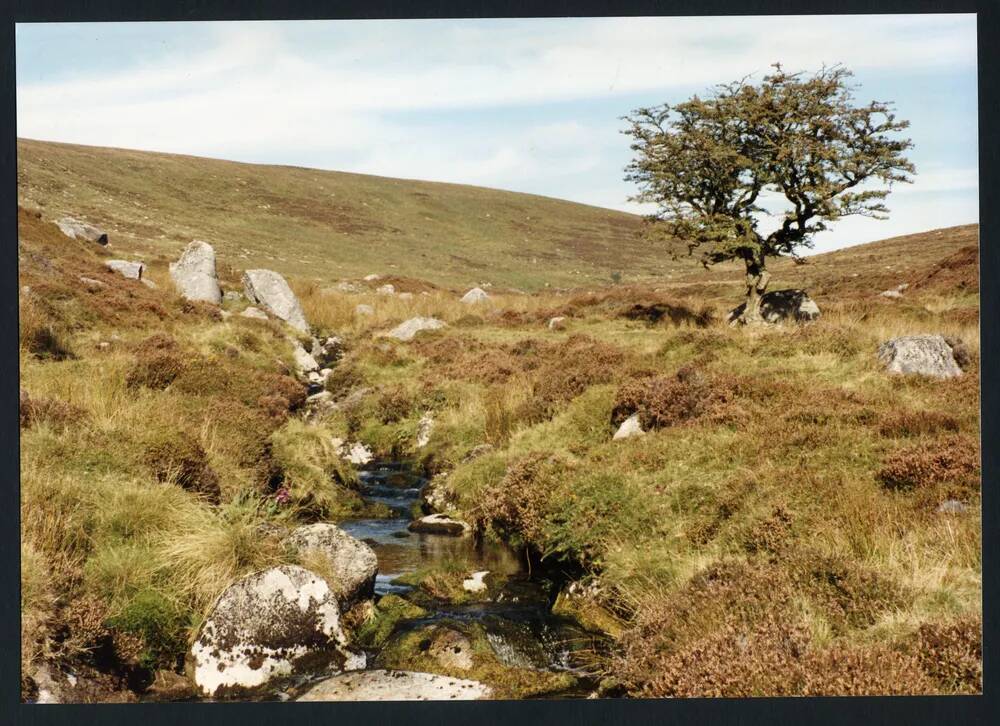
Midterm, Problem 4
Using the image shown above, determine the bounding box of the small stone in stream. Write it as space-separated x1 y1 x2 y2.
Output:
286 523 378 608
408 513 470 536
391 531 411 539
462 571 489 594
292 340 320 373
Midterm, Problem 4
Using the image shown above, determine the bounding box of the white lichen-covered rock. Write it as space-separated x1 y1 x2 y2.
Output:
292 341 319 373
548 316 567 330
462 571 489 593
363 274 381 282
297 669 491 701
355 304 375 316
242 269 310 332
105 260 145 280
877 335 963 379
416 412 434 448
376 284 396 296
613 413 644 441
332 438 374 466
188 565 363 698
727 289 820 324
386 317 446 342
880 289 904 299
57 217 108 245
286 524 378 608
169 240 222 304
460 287 489 304
408 513 470 536
240 306 269 320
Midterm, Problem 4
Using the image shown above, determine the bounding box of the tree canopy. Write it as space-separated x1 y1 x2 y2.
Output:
623 64 915 322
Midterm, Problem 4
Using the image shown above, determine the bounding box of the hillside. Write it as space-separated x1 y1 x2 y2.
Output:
16 138 680 291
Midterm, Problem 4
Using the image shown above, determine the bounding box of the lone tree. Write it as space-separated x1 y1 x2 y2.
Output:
623 64 914 323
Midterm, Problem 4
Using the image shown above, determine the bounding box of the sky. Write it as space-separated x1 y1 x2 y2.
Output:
15 16 978 253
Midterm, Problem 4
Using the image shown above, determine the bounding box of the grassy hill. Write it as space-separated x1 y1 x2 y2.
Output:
16 138 683 291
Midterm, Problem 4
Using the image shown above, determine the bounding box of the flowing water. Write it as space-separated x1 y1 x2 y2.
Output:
335 461 602 696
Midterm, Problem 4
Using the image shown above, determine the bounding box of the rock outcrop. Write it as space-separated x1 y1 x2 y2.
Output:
169 240 222 304
240 306 269 321
416 412 434 448
377 284 396 296
105 260 145 280
386 317 446 342
460 287 489 304
727 289 820 324
286 524 378 609
188 565 363 698
296 669 491 701
877 335 963 379
242 269 310 332
57 217 108 245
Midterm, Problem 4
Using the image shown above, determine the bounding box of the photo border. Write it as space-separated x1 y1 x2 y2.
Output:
1 2 994 724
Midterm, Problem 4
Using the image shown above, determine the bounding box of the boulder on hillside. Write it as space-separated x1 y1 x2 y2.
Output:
416 412 434 448
613 413 644 441
297 669 491 701
877 334 963 379
363 274 381 282
548 316 567 331
57 217 108 245
169 240 222 304
105 260 145 280
460 287 489 304
286 524 378 609
386 317 446 342
242 269 310 332
188 565 363 698
727 289 820 324
377 284 396 296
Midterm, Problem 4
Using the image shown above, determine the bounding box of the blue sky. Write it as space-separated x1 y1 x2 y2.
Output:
16 16 978 253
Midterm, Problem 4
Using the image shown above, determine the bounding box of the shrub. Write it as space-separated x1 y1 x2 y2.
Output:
878 409 961 438
943 336 974 370
374 386 413 424
483 387 514 447
742 506 794 556
876 436 980 494
19 392 88 431
143 429 221 503
476 453 563 548
20 297 74 360
106 588 188 670
611 366 732 430
915 616 982 693
125 335 186 390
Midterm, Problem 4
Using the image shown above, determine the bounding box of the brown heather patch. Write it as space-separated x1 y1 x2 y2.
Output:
610 365 737 430
374 385 413 424
475 452 564 548
742 506 794 556
878 409 961 438
876 436 980 495
613 559 923 697
142 428 221 503
914 615 982 694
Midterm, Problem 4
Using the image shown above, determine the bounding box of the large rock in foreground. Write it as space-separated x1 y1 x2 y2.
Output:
188 565 362 698
286 524 378 608
169 240 222 304
386 317 446 342
242 269 309 332
727 289 820 324
57 217 108 245
297 670 492 701
877 334 963 379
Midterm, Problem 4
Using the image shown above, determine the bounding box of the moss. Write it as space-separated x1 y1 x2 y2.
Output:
354 594 428 648
106 588 189 670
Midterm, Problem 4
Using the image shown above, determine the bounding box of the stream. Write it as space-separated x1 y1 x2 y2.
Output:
333 460 602 697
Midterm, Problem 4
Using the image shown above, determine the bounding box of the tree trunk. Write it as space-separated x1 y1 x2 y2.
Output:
741 261 771 324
